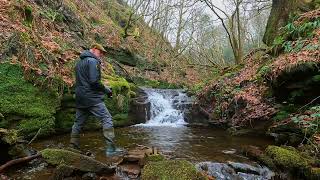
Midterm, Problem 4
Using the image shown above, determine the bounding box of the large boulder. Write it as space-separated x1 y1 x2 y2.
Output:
41 148 115 174
129 89 151 124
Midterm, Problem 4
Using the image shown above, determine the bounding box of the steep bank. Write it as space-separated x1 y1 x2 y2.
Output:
197 9 320 130
0 0 187 139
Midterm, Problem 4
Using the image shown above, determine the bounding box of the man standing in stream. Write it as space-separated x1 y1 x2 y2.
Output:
70 43 121 157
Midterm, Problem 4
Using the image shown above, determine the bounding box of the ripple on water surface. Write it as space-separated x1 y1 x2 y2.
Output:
32 126 273 163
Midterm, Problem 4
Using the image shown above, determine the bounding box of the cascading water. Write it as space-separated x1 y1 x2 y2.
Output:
139 88 192 127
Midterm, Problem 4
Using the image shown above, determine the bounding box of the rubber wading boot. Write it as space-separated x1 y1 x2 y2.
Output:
103 128 124 157
70 133 80 150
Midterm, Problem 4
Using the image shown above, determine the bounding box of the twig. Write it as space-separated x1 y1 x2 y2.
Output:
0 153 41 173
28 128 41 145
298 96 320 112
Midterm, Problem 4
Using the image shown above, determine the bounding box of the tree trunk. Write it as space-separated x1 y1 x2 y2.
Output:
263 0 318 46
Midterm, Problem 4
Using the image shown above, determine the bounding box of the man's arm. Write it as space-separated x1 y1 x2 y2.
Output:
88 59 110 94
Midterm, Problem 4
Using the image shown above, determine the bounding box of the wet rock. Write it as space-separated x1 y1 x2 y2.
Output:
242 146 275 169
41 148 115 174
82 172 97 180
222 149 236 155
0 128 29 163
124 145 159 165
242 146 263 158
268 121 304 146
228 162 272 176
26 159 48 173
52 164 75 180
184 104 210 126
129 89 151 124
196 162 274 180
117 164 141 179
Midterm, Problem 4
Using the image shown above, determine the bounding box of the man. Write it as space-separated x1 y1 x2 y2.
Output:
70 43 119 156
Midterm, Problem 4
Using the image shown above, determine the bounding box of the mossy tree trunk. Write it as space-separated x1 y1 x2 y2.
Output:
263 0 318 46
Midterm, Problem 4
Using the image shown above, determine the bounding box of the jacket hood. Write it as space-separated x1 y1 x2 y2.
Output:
80 50 100 61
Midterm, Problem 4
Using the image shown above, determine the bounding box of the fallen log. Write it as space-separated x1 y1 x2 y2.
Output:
0 153 41 173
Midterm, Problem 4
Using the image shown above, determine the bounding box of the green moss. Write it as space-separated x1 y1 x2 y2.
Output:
24 6 33 25
0 63 60 137
55 109 75 132
265 146 309 170
132 77 183 89
0 128 19 145
0 63 59 117
113 113 132 127
273 110 290 121
141 160 205 180
40 8 64 22
145 154 166 163
18 117 55 137
104 76 135 115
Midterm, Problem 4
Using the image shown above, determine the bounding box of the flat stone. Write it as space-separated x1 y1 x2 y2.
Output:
117 163 141 179
123 146 156 165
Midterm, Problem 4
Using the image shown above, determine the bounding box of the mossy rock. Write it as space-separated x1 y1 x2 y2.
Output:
308 167 320 180
18 117 55 137
0 128 19 145
145 154 166 163
103 75 136 116
0 63 60 137
41 148 115 173
141 160 205 180
265 146 309 170
0 63 59 117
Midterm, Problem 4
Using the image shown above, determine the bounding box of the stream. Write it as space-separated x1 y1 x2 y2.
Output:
8 89 275 179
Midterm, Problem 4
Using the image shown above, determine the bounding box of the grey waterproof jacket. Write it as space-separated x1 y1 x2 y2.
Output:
75 50 111 108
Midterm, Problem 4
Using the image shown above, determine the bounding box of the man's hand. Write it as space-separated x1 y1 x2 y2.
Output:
107 90 113 98
106 87 113 98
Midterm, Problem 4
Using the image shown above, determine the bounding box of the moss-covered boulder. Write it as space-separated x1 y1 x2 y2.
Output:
263 145 320 179
265 146 309 170
0 63 60 138
41 148 115 173
0 128 19 145
141 160 205 180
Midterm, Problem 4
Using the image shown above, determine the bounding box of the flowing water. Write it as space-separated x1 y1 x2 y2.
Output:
11 89 274 179
137 88 190 126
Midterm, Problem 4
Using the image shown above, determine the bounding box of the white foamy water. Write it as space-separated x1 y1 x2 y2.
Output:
136 88 190 127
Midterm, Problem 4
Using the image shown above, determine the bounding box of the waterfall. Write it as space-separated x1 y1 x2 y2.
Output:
138 88 191 127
